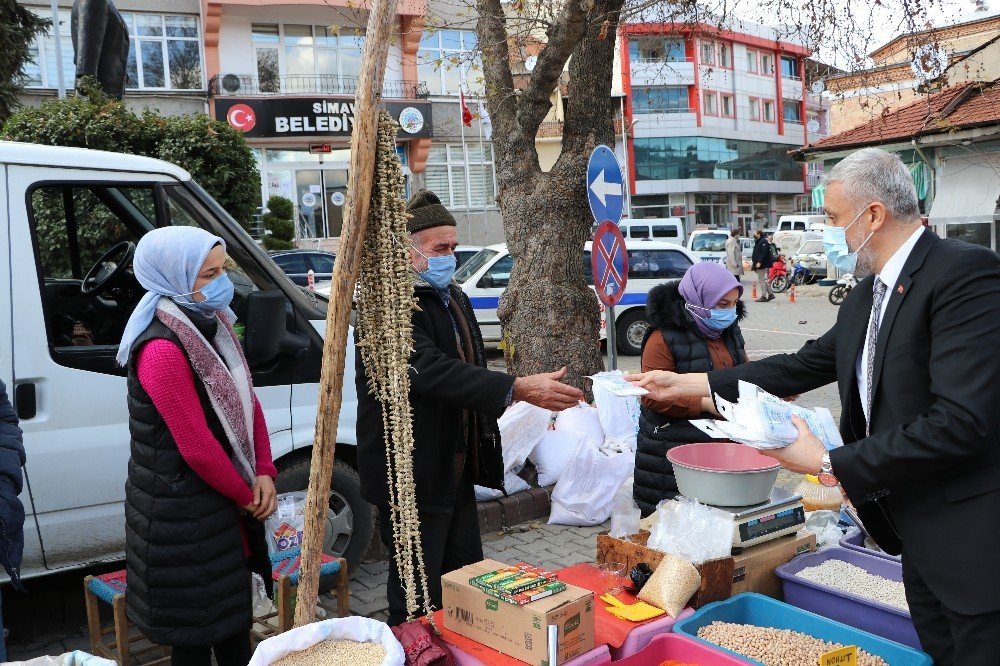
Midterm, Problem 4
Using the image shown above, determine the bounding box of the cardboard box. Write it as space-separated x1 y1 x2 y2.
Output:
442 559 595 665
596 530 817 606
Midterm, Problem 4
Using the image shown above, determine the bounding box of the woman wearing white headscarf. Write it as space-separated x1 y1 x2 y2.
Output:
119 226 277 666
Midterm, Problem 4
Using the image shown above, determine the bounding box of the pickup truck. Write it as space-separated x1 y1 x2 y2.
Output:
0 141 371 582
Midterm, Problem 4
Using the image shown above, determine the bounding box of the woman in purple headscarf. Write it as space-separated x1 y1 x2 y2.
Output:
632 262 749 515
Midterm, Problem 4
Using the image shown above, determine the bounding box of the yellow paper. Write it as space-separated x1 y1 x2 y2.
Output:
819 645 857 666
603 600 665 622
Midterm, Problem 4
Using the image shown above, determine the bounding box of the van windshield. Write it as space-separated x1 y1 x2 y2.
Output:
454 248 498 283
691 233 728 252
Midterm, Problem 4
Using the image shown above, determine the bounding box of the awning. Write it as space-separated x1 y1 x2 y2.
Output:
929 156 1000 225
909 162 930 200
811 182 825 209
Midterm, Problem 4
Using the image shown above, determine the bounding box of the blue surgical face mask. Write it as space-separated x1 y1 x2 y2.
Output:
174 273 235 315
412 246 457 290
823 206 875 273
704 307 738 331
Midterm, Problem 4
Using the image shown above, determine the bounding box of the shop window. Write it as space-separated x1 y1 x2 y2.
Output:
632 137 804 182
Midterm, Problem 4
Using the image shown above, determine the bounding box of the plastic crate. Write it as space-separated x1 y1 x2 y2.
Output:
610 607 695 660
839 527 902 562
775 547 918 649
605 633 749 665
674 593 931 665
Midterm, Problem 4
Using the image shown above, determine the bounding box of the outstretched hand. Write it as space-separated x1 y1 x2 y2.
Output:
513 366 585 411
625 370 710 403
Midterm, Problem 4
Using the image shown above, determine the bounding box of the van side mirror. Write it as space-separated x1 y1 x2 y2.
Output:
244 290 309 367
480 274 495 289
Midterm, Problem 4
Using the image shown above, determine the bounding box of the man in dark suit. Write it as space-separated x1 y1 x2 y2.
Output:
628 147 1000 665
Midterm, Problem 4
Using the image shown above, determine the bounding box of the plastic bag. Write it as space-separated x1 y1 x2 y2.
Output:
474 471 530 501
805 509 843 548
264 491 306 553
6 652 117 666
553 402 604 446
592 375 640 447
248 617 404 666
647 497 733 564
636 552 702 618
549 438 634 526
609 480 642 539
528 430 583 486
498 401 551 475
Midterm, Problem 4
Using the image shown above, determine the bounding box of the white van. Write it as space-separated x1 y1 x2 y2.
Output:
687 229 730 264
773 214 826 256
455 241 697 356
1 142 370 582
590 218 685 245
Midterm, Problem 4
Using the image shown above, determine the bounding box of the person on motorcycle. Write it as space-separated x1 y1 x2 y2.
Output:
751 230 775 302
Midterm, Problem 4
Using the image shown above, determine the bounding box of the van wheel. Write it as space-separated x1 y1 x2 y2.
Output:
616 310 648 356
276 456 375 580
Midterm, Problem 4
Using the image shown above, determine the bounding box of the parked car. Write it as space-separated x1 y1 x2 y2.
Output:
687 229 729 265
1 142 371 583
455 240 696 356
455 245 484 270
269 249 335 286
791 238 828 280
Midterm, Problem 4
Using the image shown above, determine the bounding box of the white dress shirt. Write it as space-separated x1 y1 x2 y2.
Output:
857 225 926 424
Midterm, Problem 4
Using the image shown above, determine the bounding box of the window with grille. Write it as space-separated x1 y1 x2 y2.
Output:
424 144 497 209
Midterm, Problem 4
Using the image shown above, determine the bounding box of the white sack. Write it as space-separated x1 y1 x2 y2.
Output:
553 403 604 446
248 617 404 666
528 430 583 487
548 438 634 526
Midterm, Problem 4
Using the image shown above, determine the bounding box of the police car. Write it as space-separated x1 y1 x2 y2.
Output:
454 240 696 355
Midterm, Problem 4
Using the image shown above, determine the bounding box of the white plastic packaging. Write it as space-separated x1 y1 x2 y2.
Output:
548 438 634 526
647 497 733 563
248 617 404 666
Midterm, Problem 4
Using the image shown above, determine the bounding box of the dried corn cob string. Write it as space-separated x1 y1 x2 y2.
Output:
356 111 434 625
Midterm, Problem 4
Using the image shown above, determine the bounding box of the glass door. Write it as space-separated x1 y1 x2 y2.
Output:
323 169 348 237
295 170 326 238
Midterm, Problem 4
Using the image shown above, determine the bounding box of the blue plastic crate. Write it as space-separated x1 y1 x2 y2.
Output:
674 593 932 665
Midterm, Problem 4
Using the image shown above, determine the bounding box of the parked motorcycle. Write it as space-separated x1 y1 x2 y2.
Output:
769 254 789 293
791 261 815 286
828 273 858 305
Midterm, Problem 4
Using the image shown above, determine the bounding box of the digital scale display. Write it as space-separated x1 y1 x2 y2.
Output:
739 505 807 543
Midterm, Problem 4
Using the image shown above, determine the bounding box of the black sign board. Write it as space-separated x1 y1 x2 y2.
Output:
215 97 433 139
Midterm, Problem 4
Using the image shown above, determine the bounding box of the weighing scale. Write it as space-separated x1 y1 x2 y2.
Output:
708 488 806 549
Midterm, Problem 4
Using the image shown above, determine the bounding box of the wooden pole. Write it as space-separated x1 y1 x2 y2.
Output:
293 0 400 627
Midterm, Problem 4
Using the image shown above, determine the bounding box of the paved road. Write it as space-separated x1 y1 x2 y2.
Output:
5 283 843 658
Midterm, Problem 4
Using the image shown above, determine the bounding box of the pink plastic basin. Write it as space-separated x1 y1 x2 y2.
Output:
668 442 780 506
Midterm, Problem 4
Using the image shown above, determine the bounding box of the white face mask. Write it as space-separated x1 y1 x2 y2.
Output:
823 205 875 274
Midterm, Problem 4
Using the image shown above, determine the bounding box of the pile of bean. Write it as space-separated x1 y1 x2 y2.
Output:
270 639 386 666
796 560 909 612
697 622 889 666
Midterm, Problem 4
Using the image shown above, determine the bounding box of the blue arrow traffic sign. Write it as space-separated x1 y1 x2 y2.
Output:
587 145 625 225
591 220 629 307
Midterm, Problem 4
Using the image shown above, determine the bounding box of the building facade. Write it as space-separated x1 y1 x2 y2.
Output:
19 0 508 249
826 10 1000 134
618 20 824 233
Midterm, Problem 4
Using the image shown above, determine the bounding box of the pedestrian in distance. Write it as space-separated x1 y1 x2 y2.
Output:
355 189 585 626
633 262 748 516
751 229 775 301
0 380 25 662
725 228 744 282
117 227 277 666
627 147 1000 665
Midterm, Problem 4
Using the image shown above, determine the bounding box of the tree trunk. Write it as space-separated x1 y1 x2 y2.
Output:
480 0 624 388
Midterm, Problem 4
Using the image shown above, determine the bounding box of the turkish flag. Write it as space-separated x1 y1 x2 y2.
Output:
460 88 473 127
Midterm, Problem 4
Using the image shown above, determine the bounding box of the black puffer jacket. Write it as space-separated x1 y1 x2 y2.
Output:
356 283 512 509
0 380 25 592
125 320 267 647
751 235 773 270
633 282 747 516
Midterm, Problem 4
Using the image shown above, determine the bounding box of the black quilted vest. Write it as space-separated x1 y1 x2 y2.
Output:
633 324 746 516
124 320 252 647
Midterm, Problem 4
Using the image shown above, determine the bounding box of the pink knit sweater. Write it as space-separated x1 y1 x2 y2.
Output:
137 338 278 509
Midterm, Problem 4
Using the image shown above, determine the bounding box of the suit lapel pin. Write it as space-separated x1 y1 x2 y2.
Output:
897 284 904 294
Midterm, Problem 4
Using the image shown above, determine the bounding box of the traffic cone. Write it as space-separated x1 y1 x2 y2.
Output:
752 282 758 300
789 283 796 303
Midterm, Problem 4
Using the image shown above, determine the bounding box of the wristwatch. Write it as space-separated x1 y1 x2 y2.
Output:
817 452 839 487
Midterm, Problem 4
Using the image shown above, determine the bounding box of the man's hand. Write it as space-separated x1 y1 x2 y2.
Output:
512 367 585 411
758 415 826 474
625 370 710 403
250 475 277 520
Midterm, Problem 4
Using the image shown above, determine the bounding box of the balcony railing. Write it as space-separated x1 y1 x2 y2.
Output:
807 171 823 188
210 74 429 99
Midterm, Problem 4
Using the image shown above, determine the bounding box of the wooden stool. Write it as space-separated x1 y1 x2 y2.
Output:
250 548 350 640
83 571 170 666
